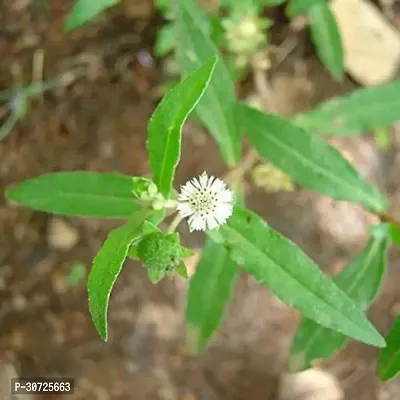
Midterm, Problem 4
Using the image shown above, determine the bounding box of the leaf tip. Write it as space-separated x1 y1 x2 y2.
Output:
370 332 386 348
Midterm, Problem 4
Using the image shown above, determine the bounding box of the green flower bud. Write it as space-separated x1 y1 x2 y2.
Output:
137 232 181 283
132 177 158 200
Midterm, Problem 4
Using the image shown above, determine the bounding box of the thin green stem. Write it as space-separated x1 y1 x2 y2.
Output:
168 213 183 233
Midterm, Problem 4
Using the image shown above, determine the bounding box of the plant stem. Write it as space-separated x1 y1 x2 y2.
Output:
168 213 183 233
224 148 259 184
377 212 400 230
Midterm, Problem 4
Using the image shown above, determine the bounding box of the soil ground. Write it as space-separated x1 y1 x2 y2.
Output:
1 1 400 399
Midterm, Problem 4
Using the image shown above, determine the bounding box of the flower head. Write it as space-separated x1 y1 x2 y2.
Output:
177 172 233 232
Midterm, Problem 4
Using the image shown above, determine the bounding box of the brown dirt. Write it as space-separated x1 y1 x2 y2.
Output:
0 1 400 400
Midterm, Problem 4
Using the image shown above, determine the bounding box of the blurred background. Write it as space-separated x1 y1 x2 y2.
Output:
1 0 400 399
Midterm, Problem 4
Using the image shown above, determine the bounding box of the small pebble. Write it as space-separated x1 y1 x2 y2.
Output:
47 218 79 250
279 368 343 400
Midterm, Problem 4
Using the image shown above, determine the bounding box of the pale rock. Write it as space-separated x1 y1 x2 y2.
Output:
279 368 344 400
0 361 35 399
330 0 400 86
47 218 79 250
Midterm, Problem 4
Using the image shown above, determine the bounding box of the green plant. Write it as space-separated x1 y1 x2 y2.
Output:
0 79 57 141
5 0 400 384
64 0 118 31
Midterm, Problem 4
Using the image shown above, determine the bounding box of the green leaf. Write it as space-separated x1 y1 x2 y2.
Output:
127 245 139 260
213 205 385 347
6 172 143 218
180 246 195 258
0 110 20 141
389 224 400 247
186 238 238 353
286 0 325 17
294 80 400 135
373 127 391 151
236 103 387 213
147 56 217 198
221 0 285 12
378 317 400 381
176 261 189 279
88 209 153 340
308 2 344 80
154 23 175 57
231 181 246 205
289 230 389 371
176 0 241 166
64 0 118 31
260 0 286 5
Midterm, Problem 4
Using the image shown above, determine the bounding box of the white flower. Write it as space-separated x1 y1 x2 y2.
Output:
177 172 233 232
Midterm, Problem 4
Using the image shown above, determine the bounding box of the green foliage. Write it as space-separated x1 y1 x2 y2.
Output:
286 0 325 17
389 224 400 247
378 316 400 381
131 177 159 201
154 24 176 57
286 0 344 79
290 227 389 371
186 239 238 352
209 205 385 347
294 80 400 135
0 80 58 141
308 2 344 80
236 103 387 213
65 0 118 31
6 172 143 218
9 1 400 375
147 56 217 197
88 209 154 340
67 262 87 286
176 0 241 166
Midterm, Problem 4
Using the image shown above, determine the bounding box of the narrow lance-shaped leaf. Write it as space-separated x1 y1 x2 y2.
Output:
176 0 241 166
294 80 400 135
88 209 153 340
286 0 325 17
236 103 387 213
209 205 385 347
186 239 238 353
308 2 344 80
65 0 118 31
0 110 20 141
6 172 143 218
147 56 217 198
289 228 389 372
378 316 400 381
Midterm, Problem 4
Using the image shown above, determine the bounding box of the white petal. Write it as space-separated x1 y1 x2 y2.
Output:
199 172 209 187
189 214 206 231
181 182 195 194
191 177 201 189
178 192 190 201
206 175 216 189
177 202 194 217
218 189 233 202
206 215 219 230
210 177 225 192
214 204 233 223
